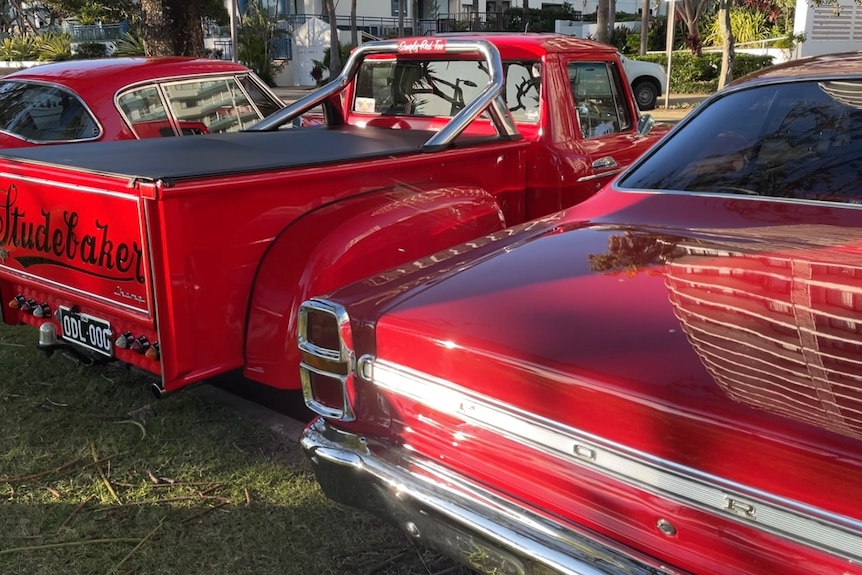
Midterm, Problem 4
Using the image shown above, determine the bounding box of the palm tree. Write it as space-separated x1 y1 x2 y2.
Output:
323 0 341 76
596 0 610 43
717 0 735 88
140 0 205 56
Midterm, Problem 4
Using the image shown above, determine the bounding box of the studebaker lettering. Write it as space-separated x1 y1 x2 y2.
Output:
0 186 144 283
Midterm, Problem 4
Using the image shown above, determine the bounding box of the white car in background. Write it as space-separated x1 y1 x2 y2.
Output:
620 53 667 110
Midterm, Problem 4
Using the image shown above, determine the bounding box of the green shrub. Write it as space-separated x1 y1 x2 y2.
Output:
75 42 107 59
113 32 146 57
36 31 72 61
631 52 774 93
610 25 630 52
313 43 354 82
0 35 40 61
237 0 285 86
704 8 771 47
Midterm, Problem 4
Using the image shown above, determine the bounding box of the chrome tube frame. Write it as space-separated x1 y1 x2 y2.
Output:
249 39 519 150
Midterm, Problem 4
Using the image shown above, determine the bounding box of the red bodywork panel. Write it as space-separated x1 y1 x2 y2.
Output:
320 190 862 574
0 133 529 391
0 34 666 394
296 54 862 574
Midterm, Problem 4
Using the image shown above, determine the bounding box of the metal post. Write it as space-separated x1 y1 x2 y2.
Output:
664 0 676 109
230 0 239 62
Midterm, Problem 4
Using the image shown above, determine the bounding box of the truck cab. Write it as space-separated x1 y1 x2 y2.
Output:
0 35 665 398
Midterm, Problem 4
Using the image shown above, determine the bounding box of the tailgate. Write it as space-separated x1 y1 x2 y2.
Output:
0 170 151 315
0 167 153 361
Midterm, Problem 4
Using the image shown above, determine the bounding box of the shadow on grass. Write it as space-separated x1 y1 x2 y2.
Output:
0 325 473 574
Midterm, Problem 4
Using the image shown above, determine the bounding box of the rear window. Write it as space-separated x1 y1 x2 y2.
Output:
353 58 541 123
0 81 99 142
618 80 862 205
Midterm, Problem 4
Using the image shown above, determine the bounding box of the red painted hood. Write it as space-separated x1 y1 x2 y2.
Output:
340 190 862 524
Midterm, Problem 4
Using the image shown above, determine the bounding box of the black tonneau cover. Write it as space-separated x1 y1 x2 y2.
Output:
0 126 434 183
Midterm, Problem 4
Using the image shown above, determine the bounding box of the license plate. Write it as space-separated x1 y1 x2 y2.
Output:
59 307 113 357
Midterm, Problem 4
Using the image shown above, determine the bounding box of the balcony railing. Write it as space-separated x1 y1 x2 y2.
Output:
206 10 584 41
69 23 128 42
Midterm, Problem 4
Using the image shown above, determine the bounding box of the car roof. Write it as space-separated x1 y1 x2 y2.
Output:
734 50 862 86
3 57 255 95
423 32 618 60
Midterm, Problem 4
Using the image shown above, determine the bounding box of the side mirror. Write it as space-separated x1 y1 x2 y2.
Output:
637 114 654 137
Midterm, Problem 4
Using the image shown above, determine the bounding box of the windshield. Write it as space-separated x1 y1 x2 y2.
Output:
353 58 541 123
0 81 99 142
617 80 862 205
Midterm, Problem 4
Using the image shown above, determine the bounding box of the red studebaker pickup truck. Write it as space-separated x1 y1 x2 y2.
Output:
0 34 664 397
297 53 862 573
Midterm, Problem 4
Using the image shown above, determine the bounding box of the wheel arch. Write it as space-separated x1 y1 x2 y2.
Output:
242 184 510 390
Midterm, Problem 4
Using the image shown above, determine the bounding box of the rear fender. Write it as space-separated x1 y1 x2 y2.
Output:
243 184 509 390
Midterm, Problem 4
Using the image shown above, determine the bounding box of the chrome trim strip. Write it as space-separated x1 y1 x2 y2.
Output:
301 418 686 575
0 266 149 317
0 172 141 200
611 185 862 209
371 359 862 563
577 169 623 183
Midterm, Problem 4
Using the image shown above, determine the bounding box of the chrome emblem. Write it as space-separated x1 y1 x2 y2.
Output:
724 496 757 519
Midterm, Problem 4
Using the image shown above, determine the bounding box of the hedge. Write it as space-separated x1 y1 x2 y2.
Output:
632 52 775 93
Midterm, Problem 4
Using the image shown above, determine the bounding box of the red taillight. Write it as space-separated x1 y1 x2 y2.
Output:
298 299 355 420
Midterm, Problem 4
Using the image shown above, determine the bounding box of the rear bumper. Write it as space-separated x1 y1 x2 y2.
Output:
300 418 688 575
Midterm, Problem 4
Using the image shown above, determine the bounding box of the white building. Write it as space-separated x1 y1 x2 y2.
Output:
793 0 862 58
250 1 645 21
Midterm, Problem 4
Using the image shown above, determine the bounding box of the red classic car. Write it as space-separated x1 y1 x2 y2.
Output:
0 57 283 147
297 53 862 573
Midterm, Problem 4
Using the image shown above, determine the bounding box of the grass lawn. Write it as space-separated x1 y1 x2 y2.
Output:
0 324 472 574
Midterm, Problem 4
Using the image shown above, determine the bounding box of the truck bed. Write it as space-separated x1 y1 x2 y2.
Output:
0 126 437 183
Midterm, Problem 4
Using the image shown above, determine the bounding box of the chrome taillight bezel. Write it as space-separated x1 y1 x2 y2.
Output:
298 298 356 420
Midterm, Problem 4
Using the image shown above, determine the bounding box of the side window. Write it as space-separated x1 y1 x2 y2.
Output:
0 81 99 142
505 62 540 124
238 74 282 118
568 61 632 139
618 80 862 205
118 86 176 138
162 78 259 134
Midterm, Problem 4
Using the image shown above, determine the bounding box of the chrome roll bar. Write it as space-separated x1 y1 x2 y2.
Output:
248 38 520 151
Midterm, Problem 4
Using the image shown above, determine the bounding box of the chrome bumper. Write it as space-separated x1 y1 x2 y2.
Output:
301 418 688 575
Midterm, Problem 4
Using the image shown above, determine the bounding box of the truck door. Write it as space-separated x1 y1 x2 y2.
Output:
561 60 654 205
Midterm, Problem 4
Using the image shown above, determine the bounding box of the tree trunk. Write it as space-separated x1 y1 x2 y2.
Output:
596 0 610 43
608 0 616 39
140 0 205 57
717 0 734 89
323 0 342 77
522 0 529 32
9 0 38 35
